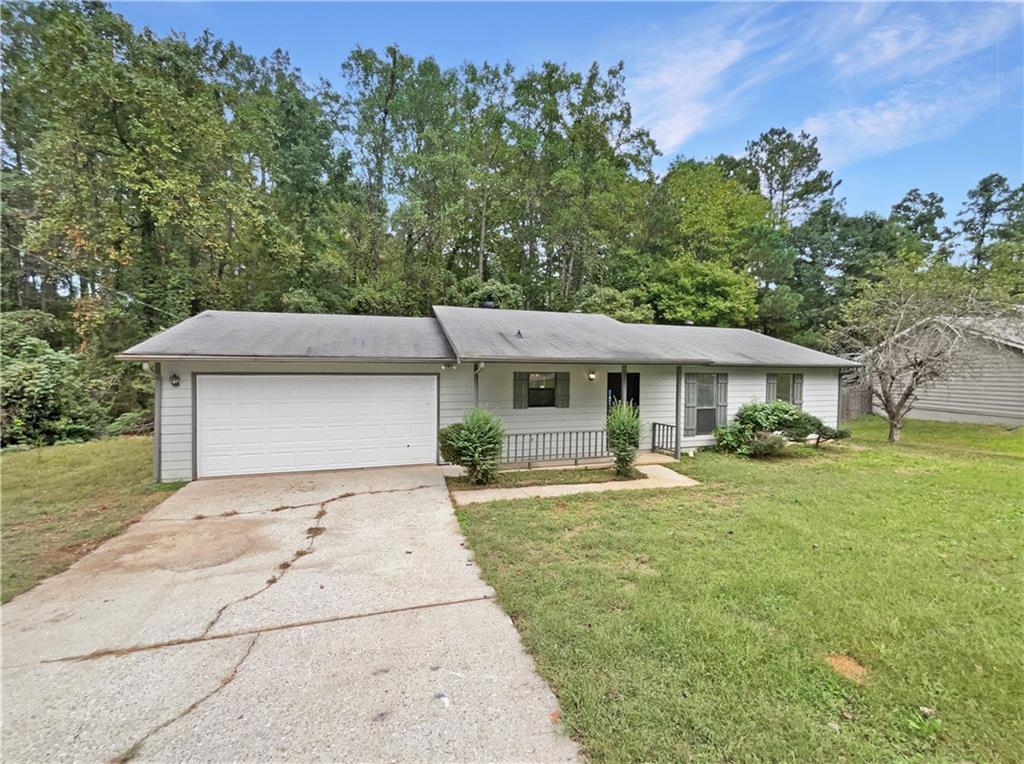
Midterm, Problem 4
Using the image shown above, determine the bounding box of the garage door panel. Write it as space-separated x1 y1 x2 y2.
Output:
196 374 438 478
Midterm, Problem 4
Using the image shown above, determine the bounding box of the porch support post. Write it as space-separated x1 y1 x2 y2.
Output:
620 364 627 403
674 365 682 459
473 363 481 406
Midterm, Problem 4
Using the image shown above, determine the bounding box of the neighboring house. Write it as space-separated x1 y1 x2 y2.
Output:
118 306 856 481
895 317 1024 427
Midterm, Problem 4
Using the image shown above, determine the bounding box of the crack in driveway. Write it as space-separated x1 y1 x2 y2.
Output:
139 484 435 522
35 595 495 665
110 634 260 763
197 503 330 638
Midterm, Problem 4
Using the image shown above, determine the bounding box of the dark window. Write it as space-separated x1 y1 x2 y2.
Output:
775 373 794 403
528 372 556 408
695 373 717 435
606 372 640 411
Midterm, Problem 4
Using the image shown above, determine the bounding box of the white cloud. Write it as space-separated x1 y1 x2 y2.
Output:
631 38 748 151
616 3 1020 162
623 7 789 153
801 83 1000 167
832 5 1020 79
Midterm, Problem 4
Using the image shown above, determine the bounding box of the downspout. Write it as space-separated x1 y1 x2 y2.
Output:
144 362 162 483
473 362 485 407
674 365 682 459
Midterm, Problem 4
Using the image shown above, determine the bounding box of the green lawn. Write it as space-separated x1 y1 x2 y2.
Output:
1 437 182 602
447 466 634 491
457 417 1024 762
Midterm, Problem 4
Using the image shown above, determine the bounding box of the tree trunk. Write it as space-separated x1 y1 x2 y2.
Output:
477 186 488 280
887 419 902 443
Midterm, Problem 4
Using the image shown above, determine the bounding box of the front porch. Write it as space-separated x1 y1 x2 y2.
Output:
467 361 699 465
497 424 687 469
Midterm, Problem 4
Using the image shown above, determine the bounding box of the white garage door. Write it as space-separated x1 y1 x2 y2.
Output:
196 374 437 478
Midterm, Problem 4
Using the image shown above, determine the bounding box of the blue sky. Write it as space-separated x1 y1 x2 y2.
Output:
113 2 1023 217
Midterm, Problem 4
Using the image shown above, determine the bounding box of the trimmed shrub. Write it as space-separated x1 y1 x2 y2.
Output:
439 408 505 484
438 421 464 465
715 400 848 457
607 400 641 476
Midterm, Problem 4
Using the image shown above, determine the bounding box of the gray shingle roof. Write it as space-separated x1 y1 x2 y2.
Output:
621 324 857 367
433 306 855 367
430 306 710 364
118 306 857 368
118 310 456 361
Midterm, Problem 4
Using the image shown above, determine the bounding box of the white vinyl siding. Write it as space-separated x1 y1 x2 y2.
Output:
155 360 842 481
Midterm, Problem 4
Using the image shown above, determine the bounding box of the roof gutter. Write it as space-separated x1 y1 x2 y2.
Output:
115 353 457 363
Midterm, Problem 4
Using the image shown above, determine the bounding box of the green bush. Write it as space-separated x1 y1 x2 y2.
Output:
439 408 506 484
1 338 104 446
438 421 464 464
0 309 70 351
607 400 641 476
715 400 848 457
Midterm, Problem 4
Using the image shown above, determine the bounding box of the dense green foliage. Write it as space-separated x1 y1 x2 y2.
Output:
606 400 641 476
1 337 104 446
457 417 1024 761
2 1 1021 440
439 408 506 484
715 401 849 456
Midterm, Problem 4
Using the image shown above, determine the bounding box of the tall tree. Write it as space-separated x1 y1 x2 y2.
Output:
956 173 1023 268
745 127 839 227
890 188 949 260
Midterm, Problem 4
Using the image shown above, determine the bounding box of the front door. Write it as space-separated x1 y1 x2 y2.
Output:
607 372 640 410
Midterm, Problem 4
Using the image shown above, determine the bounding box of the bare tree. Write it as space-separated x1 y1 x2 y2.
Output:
831 268 1014 442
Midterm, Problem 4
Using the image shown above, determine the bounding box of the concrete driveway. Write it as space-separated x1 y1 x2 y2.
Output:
2 466 578 763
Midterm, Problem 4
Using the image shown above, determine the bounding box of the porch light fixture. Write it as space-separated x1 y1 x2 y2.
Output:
587 371 597 381
440 363 456 371
169 373 181 387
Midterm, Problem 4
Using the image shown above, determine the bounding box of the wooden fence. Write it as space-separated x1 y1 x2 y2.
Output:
839 384 873 423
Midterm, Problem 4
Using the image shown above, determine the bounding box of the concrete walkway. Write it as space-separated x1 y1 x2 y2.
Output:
451 464 699 506
2 466 578 763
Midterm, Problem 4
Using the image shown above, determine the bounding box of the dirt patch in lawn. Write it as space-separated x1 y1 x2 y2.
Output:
826 653 868 684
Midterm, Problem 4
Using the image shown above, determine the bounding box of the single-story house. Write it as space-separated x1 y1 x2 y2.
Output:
118 306 857 481
888 316 1024 427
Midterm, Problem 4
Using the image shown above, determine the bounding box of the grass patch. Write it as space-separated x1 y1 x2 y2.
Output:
457 415 1024 762
1 436 182 602
447 466 642 491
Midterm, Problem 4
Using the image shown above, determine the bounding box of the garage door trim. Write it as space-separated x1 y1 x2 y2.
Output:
191 371 442 480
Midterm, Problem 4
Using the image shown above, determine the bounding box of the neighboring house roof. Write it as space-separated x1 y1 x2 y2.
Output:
963 315 1024 352
119 306 858 368
118 310 456 361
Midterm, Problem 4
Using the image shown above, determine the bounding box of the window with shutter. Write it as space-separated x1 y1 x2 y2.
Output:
692 373 717 435
767 372 802 408
516 371 569 408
